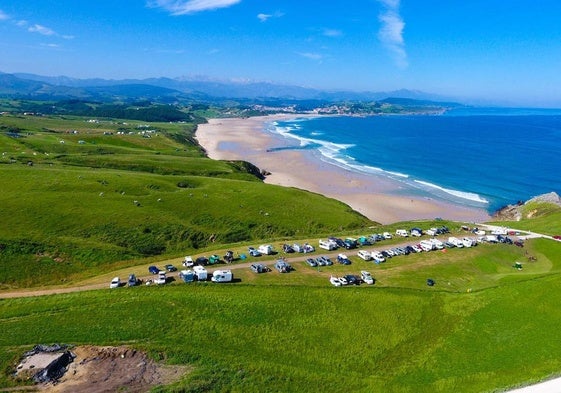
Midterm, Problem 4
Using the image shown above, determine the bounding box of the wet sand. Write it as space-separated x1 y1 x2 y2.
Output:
196 115 491 224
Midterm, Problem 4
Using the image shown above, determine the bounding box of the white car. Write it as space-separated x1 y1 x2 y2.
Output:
371 251 385 263
361 271 375 285
383 232 392 239
357 250 372 261
109 277 120 288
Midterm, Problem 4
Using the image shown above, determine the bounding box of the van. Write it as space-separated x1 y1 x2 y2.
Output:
319 239 337 251
357 250 372 261
395 229 409 237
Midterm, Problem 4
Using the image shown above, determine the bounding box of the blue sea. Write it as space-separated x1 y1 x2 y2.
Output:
268 108 561 213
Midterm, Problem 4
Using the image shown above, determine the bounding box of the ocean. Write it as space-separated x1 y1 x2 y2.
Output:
269 108 561 213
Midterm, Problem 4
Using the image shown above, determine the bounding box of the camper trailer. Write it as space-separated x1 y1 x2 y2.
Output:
179 270 195 283
193 265 208 281
211 270 233 283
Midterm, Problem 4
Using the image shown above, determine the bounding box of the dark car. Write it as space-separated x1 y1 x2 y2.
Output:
427 278 435 287
165 264 177 272
127 274 140 286
337 254 351 265
148 265 160 274
343 239 357 249
250 263 268 273
330 237 346 248
344 274 361 285
282 244 295 253
195 256 209 265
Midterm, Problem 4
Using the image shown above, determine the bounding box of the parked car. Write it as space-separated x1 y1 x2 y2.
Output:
357 250 372 261
337 254 351 265
148 265 160 274
282 244 295 253
344 238 357 249
383 232 392 239
248 247 262 257
195 256 209 265
274 259 292 273
250 263 269 273
109 277 120 288
127 274 140 287
164 264 177 272
361 271 375 285
427 278 435 287
223 250 235 263
183 256 194 267
306 258 318 267
344 274 361 285
208 255 221 264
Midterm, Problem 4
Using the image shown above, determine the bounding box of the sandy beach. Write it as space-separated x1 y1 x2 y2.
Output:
196 115 491 224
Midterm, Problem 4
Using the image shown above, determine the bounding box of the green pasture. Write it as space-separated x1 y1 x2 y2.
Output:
2 238 561 392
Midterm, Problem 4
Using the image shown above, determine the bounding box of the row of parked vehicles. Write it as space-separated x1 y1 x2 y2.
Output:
329 271 375 286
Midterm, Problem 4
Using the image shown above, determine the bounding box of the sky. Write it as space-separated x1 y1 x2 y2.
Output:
1 0 561 106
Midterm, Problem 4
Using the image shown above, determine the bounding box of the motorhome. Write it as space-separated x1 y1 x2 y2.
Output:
395 229 409 237
211 270 233 283
319 239 338 251
258 244 274 255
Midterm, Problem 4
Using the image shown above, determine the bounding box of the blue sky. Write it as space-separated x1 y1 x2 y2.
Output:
1 0 561 106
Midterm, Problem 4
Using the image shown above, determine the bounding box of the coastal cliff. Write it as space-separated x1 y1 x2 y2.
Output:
493 192 561 221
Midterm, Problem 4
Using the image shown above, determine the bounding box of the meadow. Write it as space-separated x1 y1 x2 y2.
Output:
2 108 561 392
2 235 561 392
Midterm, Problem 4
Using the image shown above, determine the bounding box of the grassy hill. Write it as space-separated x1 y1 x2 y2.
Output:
0 113 371 288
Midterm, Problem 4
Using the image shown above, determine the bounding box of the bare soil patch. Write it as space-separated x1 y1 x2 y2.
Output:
37 346 189 393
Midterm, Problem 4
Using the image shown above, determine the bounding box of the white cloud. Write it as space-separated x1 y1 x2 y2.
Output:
0 9 9 20
257 11 283 22
28 24 56 36
257 13 271 22
148 0 241 15
16 20 27 27
377 0 408 68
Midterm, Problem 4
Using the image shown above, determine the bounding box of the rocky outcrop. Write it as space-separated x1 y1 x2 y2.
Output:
493 192 561 221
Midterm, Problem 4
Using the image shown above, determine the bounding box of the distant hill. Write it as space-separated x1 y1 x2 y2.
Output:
1 71 462 105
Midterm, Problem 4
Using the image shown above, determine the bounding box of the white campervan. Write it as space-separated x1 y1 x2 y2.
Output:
211 270 233 283
319 239 337 251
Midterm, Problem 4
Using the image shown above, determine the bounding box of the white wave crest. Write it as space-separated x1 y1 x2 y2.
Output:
414 180 489 204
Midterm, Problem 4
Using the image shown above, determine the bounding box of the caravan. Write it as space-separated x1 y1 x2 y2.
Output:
179 270 195 283
193 265 208 281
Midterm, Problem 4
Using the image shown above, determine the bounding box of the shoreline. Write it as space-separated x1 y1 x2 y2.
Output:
195 115 491 224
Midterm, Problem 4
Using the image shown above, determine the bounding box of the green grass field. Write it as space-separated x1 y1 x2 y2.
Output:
2 111 561 392
2 236 561 392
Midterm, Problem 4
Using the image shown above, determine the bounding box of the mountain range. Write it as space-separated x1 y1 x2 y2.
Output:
0 71 459 105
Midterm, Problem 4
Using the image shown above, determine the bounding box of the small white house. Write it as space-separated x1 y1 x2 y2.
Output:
211 270 233 283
